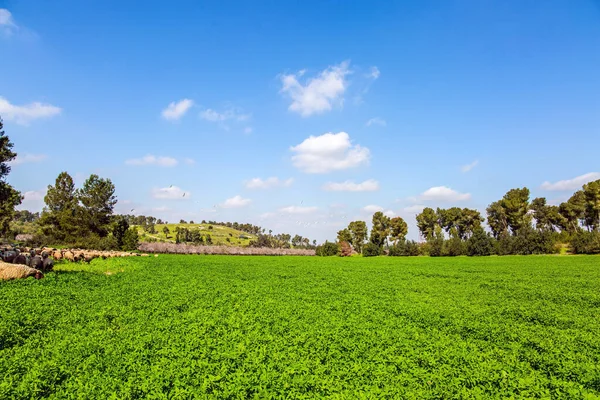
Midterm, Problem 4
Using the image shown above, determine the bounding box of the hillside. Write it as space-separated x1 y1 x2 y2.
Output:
135 223 258 246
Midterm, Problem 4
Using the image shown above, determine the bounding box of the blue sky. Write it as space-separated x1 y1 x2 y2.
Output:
2 0 600 242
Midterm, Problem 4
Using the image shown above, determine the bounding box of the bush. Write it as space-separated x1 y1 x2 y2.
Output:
570 231 600 254
388 240 419 256
442 237 466 256
339 241 353 257
388 243 404 256
427 237 444 257
316 241 338 256
467 229 496 256
362 243 380 257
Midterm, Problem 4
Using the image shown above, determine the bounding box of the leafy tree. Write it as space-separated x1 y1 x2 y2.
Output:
370 211 391 247
437 207 462 238
427 225 445 257
466 227 496 256
486 200 508 238
558 191 585 232
389 217 408 244
458 208 484 239
348 220 368 253
337 228 352 244
78 174 117 237
531 197 564 232
122 228 139 251
362 242 381 257
112 216 129 248
40 172 81 241
583 179 600 231
416 207 438 240
163 226 170 237
502 187 532 234
0 118 23 237
316 241 338 256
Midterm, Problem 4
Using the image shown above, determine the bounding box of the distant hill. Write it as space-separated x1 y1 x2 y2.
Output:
134 223 258 246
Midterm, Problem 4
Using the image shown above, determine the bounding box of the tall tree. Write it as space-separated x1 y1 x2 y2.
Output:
558 191 586 232
416 207 438 240
389 216 408 245
78 174 117 237
531 197 563 232
437 207 462 238
583 179 600 231
337 228 352 244
370 211 391 247
0 118 22 237
458 208 484 239
348 220 368 253
502 187 532 234
40 172 80 241
486 201 508 238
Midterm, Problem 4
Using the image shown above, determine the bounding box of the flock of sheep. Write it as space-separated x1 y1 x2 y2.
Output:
0 246 152 281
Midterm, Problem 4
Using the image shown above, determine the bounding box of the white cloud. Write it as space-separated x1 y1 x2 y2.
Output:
365 117 386 127
420 186 471 202
17 190 45 211
322 179 379 192
363 205 383 213
199 107 250 122
245 177 294 189
8 153 47 165
125 155 178 167
161 99 193 121
184 158 196 165
384 210 396 218
0 97 61 125
290 131 370 174
541 172 600 191
221 195 251 208
22 190 44 202
279 61 350 117
0 9 17 35
403 205 426 213
368 66 380 79
279 206 318 214
461 160 479 173
152 186 191 200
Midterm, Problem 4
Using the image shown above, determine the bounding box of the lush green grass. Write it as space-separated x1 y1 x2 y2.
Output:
135 223 257 246
1 255 600 399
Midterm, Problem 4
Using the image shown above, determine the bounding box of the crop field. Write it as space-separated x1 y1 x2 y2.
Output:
1 255 600 399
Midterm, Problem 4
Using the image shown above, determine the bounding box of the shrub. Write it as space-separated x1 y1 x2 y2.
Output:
339 241 353 257
388 243 403 256
122 228 139 251
467 229 496 256
316 241 338 256
443 237 466 256
362 243 380 257
570 231 600 254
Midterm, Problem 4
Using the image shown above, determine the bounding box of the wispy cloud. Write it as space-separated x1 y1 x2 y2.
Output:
403 204 426 213
245 177 294 189
461 160 479 173
126 155 178 167
199 107 250 122
367 66 380 79
419 186 471 202
8 153 47 165
290 131 370 173
322 179 379 192
365 117 386 127
541 172 600 191
161 99 193 121
279 206 318 214
279 61 350 117
0 96 61 125
0 9 17 35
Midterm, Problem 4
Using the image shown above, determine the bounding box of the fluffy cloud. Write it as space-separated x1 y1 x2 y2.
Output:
461 160 479 173
0 97 61 125
17 190 45 210
221 195 251 208
290 131 370 174
245 177 294 189
161 99 193 121
363 205 383 213
279 206 318 214
365 117 386 127
126 155 178 167
152 186 191 199
420 186 471 202
8 153 47 165
322 179 379 192
199 107 250 122
279 61 350 117
541 172 600 191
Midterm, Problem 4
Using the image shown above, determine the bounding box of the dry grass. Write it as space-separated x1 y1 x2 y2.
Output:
139 242 315 256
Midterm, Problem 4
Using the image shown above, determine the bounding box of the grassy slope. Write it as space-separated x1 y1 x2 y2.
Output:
2 255 600 398
134 223 257 246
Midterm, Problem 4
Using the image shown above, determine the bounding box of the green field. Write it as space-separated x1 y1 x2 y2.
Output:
1 255 600 399
135 223 258 246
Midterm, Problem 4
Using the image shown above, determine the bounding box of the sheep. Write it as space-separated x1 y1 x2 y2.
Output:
13 251 30 266
63 251 75 262
53 250 63 260
41 252 54 272
2 249 18 263
29 250 43 270
0 262 44 281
